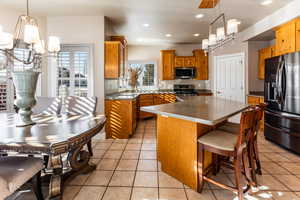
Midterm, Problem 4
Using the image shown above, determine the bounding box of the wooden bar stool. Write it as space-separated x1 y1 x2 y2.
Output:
218 104 266 177
197 109 257 200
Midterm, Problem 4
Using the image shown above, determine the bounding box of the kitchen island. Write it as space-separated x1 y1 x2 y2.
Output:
141 96 249 190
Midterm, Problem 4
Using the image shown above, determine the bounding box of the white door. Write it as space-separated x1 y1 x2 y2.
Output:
214 53 245 103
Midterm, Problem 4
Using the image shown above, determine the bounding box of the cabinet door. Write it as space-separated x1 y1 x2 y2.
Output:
258 47 272 80
193 50 208 80
275 21 296 56
174 57 185 67
247 96 260 105
296 19 300 52
184 57 196 67
161 50 175 80
105 42 120 79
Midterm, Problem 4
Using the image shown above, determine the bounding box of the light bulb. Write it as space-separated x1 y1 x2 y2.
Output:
48 36 60 52
227 19 239 35
202 39 209 50
209 34 217 45
24 24 40 44
34 40 45 54
216 27 225 41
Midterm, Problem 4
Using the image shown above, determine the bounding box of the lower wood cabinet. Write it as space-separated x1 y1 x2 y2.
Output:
105 99 137 139
247 95 265 130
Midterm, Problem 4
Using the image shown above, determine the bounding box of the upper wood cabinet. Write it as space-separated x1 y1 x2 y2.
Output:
296 19 300 52
184 57 196 67
105 41 124 79
258 46 273 80
174 56 185 67
193 50 209 80
275 19 297 56
160 50 175 80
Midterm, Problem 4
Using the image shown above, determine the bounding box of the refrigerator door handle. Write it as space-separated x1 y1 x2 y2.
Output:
281 60 287 107
275 60 282 104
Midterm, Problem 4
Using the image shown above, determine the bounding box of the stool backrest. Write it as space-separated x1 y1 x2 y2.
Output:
236 108 257 150
33 97 62 115
254 103 267 133
65 96 97 115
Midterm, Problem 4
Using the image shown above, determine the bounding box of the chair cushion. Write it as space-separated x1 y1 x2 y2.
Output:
218 122 240 134
198 130 238 151
0 156 44 199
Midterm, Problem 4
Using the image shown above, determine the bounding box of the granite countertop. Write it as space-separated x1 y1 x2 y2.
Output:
105 89 213 100
248 91 264 97
141 96 249 126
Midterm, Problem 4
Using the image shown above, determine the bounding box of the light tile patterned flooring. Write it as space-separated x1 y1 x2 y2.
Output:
21 119 300 200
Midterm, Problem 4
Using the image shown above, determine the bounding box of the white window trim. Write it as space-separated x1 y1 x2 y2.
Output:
127 60 158 90
48 44 94 97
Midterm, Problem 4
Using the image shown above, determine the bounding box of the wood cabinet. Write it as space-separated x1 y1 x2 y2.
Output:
275 20 297 56
258 46 273 80
247 95 265 130
105 99 137 139
193 50 209 80
160 50 175 80
174 57 185 67
105 41 125 79
184 57 196 67
296 19 300 52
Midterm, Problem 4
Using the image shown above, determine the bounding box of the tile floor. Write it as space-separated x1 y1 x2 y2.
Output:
18 118 300 200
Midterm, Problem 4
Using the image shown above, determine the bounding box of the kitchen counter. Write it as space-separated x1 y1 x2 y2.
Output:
141 96 249 126
146 96 248 190
248 91 264 97
105 89 212 100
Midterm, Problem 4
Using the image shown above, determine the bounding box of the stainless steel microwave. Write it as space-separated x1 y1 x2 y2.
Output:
175 68 196 79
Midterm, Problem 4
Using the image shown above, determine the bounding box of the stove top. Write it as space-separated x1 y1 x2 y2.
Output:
173 84 197 96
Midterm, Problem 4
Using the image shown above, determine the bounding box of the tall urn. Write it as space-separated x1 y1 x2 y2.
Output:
12 71 40 127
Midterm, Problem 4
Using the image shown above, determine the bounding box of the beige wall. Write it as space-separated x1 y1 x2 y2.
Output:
47 16 105 113
128 44 210 89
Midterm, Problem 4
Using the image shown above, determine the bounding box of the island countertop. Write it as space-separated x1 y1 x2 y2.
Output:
141 96 249 126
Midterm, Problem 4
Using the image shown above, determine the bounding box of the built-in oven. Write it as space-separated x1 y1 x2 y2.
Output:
175 68 196 79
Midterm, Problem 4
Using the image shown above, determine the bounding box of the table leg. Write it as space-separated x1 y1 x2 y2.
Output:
49 155 63 200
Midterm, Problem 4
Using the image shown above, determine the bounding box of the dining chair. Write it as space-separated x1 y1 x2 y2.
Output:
0 156 44 200
197 108 257 200
33 97 62 115
65 96 97 115
65 96 98 157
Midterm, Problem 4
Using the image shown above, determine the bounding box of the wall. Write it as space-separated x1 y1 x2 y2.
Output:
0 7 47 96
127 44 209 89
46 16 105 113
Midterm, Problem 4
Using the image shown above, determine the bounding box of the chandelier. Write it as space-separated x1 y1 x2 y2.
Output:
201 1 240 53
0 0 60 67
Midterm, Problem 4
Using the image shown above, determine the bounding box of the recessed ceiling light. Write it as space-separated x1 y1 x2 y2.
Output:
195 14 204 19
165 34 172 37
194 33 200 37
143 23 150 27
137 38 144 42
261 0 272 6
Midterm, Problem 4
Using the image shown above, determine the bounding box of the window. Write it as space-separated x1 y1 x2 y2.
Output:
127 61 157 88
57 45 91 97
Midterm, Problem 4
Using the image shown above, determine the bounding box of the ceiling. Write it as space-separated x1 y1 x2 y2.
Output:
0 0 294 45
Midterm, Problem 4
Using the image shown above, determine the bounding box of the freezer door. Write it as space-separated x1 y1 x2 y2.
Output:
282 52 300 115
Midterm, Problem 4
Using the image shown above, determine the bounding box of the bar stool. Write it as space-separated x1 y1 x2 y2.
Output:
218 104 266 177
197 108 257 200
0 156 44 200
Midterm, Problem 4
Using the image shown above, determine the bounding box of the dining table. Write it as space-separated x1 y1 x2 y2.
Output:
0 112 106 200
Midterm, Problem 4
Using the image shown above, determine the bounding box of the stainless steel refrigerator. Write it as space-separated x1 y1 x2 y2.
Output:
265 51 300 154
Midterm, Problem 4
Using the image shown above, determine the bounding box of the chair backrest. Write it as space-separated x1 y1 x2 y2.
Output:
33 97 62 115
65 96 97 115
236 107 257 150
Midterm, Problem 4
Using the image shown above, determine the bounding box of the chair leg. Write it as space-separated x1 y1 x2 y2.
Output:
87 140 93 157
234 155 244 200
32 171 44 200
247 143 257 186
253 136 262 175
197 144 205 193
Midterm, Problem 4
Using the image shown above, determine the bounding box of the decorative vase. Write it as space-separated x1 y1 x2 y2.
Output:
12 71 40 127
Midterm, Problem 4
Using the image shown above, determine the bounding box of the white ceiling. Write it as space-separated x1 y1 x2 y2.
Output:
0 0 294 45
